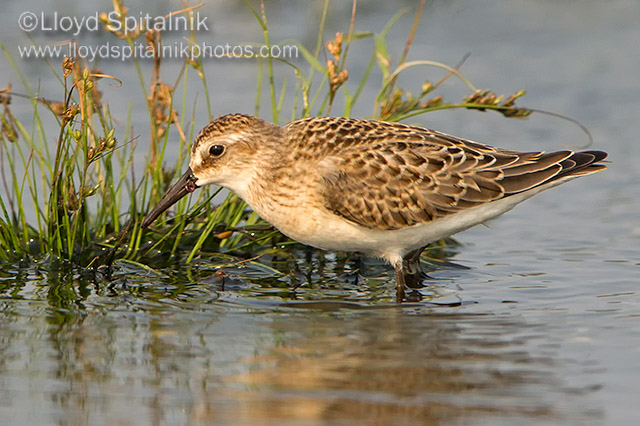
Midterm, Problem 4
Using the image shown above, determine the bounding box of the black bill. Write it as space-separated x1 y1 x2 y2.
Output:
141 168 198 228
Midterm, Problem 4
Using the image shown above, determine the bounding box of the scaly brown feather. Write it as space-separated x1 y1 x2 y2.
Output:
282 117 607 231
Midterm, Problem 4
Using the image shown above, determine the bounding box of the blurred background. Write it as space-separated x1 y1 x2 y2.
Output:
1 1 639 425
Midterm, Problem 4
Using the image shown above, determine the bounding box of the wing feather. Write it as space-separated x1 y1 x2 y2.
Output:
301 118 607 231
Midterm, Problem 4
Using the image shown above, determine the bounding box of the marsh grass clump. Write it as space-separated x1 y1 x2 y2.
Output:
0 0 532 276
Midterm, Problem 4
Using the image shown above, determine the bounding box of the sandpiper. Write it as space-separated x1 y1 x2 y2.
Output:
142 114 607 300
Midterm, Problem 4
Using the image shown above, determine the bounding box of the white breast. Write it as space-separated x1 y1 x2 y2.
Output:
233 174 578 265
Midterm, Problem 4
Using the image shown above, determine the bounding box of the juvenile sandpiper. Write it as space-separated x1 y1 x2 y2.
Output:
142 114 607 301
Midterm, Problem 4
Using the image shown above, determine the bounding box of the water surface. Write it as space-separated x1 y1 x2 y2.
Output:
1 0 639 425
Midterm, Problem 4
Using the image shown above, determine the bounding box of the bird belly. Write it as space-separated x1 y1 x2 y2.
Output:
262 181 560 260
243 177 570 263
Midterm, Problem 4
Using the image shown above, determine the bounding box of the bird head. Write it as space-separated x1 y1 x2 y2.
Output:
141 114 280 228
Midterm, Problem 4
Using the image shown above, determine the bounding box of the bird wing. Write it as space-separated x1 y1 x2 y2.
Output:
314 120 606 231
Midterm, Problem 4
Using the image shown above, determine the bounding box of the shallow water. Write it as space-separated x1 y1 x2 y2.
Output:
1 0 640 425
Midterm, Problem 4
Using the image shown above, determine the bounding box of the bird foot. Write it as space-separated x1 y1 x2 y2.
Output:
394 246 427 302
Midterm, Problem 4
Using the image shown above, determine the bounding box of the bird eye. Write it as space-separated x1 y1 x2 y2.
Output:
209 144 225 157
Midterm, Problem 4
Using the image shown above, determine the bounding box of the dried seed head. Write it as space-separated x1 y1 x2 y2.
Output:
146 30 160 47
421 95 443 109
327 59 348 93
327 59 337 77
1 118 18 143
98 137 107 151
327 32 343 59
0 85 11 106
65 104 80 119
503 90 527 107
62 56 74 78
421 81 433 96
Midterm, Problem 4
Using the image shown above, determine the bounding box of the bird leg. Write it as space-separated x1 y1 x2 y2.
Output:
394 266 406 302
393 246 427 302
403 247 426 289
